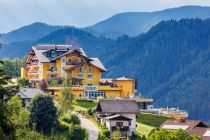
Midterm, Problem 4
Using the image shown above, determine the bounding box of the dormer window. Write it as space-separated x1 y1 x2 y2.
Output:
68 59 72 64
51 51 56 57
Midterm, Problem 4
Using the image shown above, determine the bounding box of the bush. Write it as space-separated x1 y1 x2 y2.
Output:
29 94 57 135
69 125 86 140
97 133 108 140
60 114 80 125
17 78 29 87
101 128 110 137
147 129 201 140
69 114 80 125
87 108 93 116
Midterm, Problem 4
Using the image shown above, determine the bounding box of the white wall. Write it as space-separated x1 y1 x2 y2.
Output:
104 113 136 136
123 114 136 135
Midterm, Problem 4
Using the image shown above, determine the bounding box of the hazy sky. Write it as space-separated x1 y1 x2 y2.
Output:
0 0 210 33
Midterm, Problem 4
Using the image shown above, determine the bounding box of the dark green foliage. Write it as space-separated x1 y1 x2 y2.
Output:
69 125 86 140
69 114 81 125
0 61 17 137
147 129 200 140
29 94 57 135
101 128 110 137
17 78 30 87
87 108 93 116
97 133 108 140
2 57 24 77
60 114 80 126
102 19 210 123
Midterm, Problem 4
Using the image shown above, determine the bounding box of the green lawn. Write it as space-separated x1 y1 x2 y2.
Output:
72 100 98 111
136 113 171 128
136 113 171 137
136 122 155 137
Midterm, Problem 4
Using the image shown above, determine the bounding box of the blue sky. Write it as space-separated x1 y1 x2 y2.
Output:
0 0 210 33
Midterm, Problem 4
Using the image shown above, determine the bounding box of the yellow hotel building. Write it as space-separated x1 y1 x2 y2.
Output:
21 44 137 100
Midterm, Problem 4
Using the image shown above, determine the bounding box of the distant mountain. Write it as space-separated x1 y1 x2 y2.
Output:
0 18 210 123
88 6 210 38
36 27 114 57
0 27 114 59
0 22 66 43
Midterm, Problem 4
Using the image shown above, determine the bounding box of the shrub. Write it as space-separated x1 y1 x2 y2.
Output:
69 114 80 125
29 94 57 135
17 78 29 87
60 114 80 125
97 133 108 140
102 128 110 137
147 129 201 140
69 125 86 140
87 108 93 116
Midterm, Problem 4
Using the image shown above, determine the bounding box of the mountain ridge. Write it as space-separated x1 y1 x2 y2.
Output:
88 5 210 38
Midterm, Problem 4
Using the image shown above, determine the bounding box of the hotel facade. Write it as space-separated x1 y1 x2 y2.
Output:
21 44 137 100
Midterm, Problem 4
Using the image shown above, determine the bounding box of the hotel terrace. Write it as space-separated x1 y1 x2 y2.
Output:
21 44 137 100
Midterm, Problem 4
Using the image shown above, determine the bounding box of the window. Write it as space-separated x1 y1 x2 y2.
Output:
62 59 65 63
68 59 72 63
84 66 87 70
81 59 84 63
116 122 123 127
62 67 65 71
88 74 93 80
51 51 56 57
89 67 92 73
78 74 83 79
79 67 83 73
75 58 78 63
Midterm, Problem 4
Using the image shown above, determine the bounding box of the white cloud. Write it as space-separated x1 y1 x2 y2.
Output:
0 0 210 32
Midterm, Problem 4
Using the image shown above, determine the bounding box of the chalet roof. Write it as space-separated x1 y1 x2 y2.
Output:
105 114 132 121
31 44 87 62
18 88 44 99
96 99 139 114
90 58 107 72
30 45 106 72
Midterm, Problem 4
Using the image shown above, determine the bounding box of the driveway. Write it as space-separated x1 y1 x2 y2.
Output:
80 116 100 140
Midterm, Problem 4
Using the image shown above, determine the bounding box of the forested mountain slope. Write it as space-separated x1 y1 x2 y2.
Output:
102 19 210 122
88 6 210 38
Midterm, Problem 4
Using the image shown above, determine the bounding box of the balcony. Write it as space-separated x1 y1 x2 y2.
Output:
98 85 122 91
66 61 82 65
28 70 39 75
47 67 58 74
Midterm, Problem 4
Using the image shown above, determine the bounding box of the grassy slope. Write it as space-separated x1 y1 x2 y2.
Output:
136 113 171 137
72 100 98 111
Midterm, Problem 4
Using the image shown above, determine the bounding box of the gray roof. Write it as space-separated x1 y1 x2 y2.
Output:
18 88 44 99
32 44 87 62
90 58 107 72
105 114 132 120
96 100 139 114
